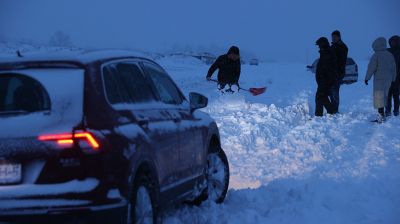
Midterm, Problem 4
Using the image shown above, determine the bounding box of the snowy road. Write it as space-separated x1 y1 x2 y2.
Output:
159 57 400 224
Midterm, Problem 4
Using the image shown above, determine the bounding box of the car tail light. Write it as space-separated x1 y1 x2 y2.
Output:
38 131 100 150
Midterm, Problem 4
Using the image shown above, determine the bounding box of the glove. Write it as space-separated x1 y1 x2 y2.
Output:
365 80 368 85
235 82 240 89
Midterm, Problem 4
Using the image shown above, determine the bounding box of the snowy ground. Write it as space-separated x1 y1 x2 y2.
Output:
158 56 400 224
0 45 399 223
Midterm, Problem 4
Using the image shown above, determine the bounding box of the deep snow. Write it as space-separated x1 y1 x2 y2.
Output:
0 46 399 223
158 57 400 224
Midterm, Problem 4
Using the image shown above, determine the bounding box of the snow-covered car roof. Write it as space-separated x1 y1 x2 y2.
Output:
0 49 152 70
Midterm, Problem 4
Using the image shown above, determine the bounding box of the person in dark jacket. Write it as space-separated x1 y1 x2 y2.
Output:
386 35 400 116
329 30 348 113
206 46 241 90
315 37 336 117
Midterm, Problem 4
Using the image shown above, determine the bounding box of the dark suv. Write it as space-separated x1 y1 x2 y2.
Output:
0 50 230 223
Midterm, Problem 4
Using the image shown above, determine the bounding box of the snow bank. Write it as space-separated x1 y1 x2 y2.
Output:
165 173 400 224
0 41 82 58
0 44 398 223
159 57 400 223
156 55 205 67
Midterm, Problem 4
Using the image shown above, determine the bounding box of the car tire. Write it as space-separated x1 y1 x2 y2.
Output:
127 173 158 224
193 149 230 205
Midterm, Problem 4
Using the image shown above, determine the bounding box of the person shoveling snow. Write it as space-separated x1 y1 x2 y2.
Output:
206 46 266 96
206 46 241 89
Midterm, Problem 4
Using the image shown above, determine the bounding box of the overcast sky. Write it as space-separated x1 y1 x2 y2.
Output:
0 0 398 62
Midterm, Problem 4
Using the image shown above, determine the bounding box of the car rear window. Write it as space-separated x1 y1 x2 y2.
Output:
0 73 50 115
0 68 84 139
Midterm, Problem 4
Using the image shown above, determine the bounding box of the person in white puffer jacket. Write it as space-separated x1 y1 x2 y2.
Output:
365 37 397 122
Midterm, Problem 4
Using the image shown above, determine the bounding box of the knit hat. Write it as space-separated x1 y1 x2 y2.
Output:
332 30 341 38
389 35 400 48
227 46 240 55
316 37 330 48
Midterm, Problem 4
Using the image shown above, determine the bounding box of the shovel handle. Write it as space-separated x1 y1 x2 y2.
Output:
209 78 250 91
238 87 250 92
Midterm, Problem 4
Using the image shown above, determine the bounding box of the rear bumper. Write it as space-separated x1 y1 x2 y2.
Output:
0 178 127 220
0 198 126 216
0 202 127 224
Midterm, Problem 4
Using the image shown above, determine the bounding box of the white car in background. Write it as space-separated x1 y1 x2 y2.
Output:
307 57 359 84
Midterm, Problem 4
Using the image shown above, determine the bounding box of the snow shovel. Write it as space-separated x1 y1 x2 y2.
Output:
239 86 267 96
208 79 266 96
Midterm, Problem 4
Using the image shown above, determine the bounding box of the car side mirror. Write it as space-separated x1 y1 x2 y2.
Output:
189 92 208 113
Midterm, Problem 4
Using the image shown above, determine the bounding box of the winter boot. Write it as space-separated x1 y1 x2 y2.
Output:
378 108 386 123
371 108 386 123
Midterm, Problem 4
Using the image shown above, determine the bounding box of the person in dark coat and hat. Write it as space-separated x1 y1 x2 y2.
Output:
206 46 241 90
315 37 337 117
386 35 400 116
330 30 348 113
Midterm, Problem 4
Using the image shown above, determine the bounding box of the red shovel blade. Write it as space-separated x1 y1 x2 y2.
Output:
249 87 266 96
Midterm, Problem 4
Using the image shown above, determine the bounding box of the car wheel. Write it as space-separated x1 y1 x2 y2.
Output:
206 149 230 204
127 174 158 224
